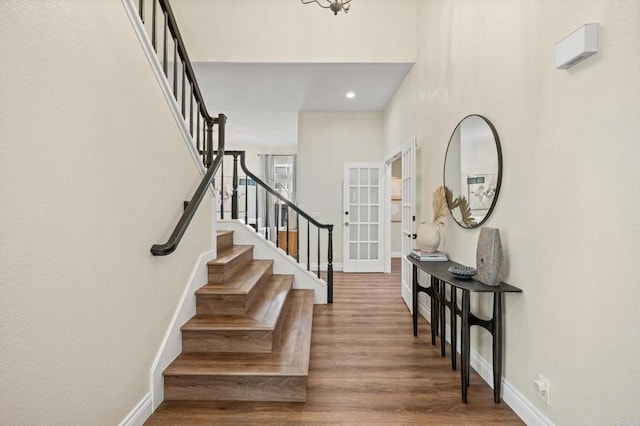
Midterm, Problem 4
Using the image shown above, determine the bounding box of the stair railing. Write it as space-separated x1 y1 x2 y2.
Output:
151 114 225 255
216 151 334 303
134 0 334 303
134 0 217 168
132 0 226 255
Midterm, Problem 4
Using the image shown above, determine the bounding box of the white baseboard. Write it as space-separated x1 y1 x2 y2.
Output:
119 393 152 426
507 382 554 426
149 249 216 410
417 302 553 426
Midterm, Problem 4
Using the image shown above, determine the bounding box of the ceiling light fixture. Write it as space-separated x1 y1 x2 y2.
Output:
346 91 356 99
301 0 351 15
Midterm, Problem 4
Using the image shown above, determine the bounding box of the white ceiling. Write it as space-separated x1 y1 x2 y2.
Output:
192 62 413 146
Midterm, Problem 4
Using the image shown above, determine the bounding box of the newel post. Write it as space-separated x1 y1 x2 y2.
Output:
327 225 334 304
231 152 239 219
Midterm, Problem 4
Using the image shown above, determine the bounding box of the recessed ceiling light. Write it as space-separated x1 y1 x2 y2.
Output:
346 91 355 99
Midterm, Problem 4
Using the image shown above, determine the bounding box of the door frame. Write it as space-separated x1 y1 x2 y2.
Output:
384 153 400 274
383 137 417 274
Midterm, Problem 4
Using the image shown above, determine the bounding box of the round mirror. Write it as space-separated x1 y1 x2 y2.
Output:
443 114 502 228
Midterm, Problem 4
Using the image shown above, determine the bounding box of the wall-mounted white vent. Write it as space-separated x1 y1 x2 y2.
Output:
555 23 599 69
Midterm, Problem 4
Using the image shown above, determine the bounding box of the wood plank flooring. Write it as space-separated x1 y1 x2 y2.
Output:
146 259 523 425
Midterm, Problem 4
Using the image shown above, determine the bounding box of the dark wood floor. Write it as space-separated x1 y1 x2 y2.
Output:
147 259 523 425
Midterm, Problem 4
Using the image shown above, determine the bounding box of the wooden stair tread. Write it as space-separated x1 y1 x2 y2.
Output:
166 290 314 377
215 230 234 252
183 275 293 331
208 245 253 266
207 244 255 285
162 231 314 403
196 260 273 295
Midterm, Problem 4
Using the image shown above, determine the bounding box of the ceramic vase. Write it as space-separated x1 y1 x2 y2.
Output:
476 227 503 286
416 222 440 253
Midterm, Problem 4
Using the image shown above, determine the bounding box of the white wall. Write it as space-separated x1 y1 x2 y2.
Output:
171 0 417 63
384 0 640 424
224 145 298 173
0 1 212 423
298 113 385 267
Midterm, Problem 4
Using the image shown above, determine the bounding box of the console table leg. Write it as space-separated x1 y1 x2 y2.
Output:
412 264 418 337
492 292 503 403
430 276 437 345
451 287 457 371
440 280 446 357
461 289 470 403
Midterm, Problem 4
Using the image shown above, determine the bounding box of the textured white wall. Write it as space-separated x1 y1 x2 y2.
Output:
173 0 416 62
298 113 384 267
0 1 212 423
171 0 417 63
222 145 298 174
384 0 640 423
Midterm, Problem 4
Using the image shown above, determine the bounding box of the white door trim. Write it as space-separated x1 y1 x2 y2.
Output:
384 138 417 310
384 152 401 274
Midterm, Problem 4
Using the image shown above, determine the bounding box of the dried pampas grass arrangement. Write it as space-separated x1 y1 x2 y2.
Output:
444 186 476 227
416 186 448 252
432 186 448 228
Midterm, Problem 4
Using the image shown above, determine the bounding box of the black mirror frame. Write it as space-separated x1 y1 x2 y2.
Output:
443 114 503 229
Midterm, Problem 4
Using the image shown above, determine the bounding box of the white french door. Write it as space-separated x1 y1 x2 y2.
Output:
343 163 385 273
400 139 417 311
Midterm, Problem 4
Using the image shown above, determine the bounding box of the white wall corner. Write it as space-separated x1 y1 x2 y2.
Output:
416 301 553 426
149 249 216 410
118 393 152 426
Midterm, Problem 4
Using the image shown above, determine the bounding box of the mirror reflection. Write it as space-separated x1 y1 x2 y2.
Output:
443 114 502 228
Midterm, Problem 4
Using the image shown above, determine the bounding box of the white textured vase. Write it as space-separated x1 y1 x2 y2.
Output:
416 222 441 253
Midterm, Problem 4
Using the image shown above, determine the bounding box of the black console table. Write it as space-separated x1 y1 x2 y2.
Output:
408 256 522 403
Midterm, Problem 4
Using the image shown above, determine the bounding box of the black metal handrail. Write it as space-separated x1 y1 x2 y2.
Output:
136 1 333 303
134 0 226 254
151 114 226 255
215 151 334 303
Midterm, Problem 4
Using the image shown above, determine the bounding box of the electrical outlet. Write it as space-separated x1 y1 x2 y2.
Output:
533 374 551 405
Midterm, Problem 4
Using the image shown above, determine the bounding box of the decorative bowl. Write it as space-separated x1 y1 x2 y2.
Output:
448 265 477 279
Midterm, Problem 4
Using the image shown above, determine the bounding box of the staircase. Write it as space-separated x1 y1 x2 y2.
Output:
128 0 333 300
152 230 314 415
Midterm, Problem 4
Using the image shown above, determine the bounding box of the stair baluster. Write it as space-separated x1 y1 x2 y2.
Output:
213 150 334 303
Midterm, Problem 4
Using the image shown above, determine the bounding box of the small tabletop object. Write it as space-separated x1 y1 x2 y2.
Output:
448 265 477 279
